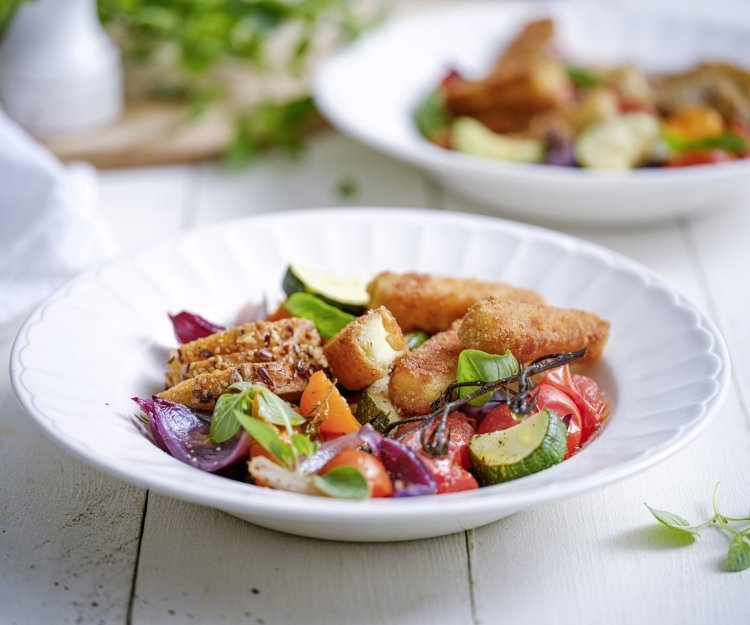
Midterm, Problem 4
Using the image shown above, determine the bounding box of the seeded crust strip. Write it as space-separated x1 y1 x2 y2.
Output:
367 271 544 334
165 343 327 388
458 298 610 363
167 318 322 382
388 321 464 415
158 361 317 411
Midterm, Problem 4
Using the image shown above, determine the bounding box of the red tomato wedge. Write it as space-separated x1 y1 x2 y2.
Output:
323 449 393 498
399 413 479 493
477 384 582 458
542 365 607 442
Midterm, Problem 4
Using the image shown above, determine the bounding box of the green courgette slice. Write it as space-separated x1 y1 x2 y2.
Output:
283 265 372 315
469 409 567 485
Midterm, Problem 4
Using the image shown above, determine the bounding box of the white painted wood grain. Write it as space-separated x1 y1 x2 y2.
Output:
192 134 430 225
130 496 473 625
0 325 146 625
97 165 195 249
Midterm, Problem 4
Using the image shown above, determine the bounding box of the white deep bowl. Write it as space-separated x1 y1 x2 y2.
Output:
313 2 750 224
10 208 730 541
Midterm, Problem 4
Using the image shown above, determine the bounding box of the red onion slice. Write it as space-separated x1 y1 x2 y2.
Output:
133 397 250 472
131 397 167 451
359 426 437 497
168 311 225 344
298 429 364 475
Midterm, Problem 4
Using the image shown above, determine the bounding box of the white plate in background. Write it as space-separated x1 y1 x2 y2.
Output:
314 2 750 224
10 208 730 541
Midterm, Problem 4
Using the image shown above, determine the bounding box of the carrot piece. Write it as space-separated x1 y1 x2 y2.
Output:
266 304 291 321
300 370 361 439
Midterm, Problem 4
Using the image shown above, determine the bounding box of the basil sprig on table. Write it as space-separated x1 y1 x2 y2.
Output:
283 292 355 339
646 483 750 572
456 349 520 407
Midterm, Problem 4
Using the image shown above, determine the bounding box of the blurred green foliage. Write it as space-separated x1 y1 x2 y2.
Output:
2 0 380 163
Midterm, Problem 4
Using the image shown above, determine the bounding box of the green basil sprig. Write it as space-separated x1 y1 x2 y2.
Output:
456 349 519 407
313 466 370 499
646 483 750 572
663 132 747 155
284 292 355 339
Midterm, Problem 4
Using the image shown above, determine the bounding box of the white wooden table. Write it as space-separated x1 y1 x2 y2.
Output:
2 129 749 624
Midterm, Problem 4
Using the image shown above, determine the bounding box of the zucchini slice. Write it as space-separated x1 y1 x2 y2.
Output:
356 376 401 433
283 265 373 314
469 409 567 485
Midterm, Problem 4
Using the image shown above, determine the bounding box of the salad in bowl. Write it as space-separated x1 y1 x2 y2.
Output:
133 266 610 500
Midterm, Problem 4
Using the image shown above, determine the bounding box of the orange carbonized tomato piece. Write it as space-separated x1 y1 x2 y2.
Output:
300 370 360 439
323 449 393 498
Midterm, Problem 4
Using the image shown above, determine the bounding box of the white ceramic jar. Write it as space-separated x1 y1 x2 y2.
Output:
0 0 123 135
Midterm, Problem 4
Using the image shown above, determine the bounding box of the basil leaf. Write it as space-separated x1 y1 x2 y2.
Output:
645 504 700 536
727 534 750 572
405 331 429 350
255 387 306 428
313 466 370 499
664 132 747 154
415 88 452 139
211 384 258 442
283 292 355 339
566 66 600 89
235 412 292 468
456 349 519 406
291 433 317 459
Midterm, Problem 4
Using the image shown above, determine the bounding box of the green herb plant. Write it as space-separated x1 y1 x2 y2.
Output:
646 483 750 572
95 0 382 163
456 349 519 406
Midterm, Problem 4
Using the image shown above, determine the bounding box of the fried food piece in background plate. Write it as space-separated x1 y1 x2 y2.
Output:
459 298 610 363
159 360 315 411
324 307 407 391
367 271 544 333
166 318 322 384
389 322 464 415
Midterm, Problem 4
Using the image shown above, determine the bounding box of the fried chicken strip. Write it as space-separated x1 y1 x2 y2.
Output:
324 307 408 391
458 298 610 363
389 323 464 415
158 361 315 411
367 272 544 334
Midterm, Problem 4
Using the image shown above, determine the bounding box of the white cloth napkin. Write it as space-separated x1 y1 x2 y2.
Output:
0 108 117 326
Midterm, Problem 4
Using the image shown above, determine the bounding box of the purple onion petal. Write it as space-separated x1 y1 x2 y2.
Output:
359 425 437 497
169 311 225 344
233 297 268 325
298 429 364 475
146 397 250 472
131 397 167 451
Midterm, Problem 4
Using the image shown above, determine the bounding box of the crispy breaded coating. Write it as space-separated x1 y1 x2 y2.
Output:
324 307 408 391
389 323 464 415
458 298 610 363
165 342 326 388
158 361 315 410
367 272 544 333
166 318 321 382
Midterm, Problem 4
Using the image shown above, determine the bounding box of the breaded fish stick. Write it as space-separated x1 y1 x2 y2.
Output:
324 307 407 391
459 298 610 363
389 323 464 415
167 318 321 381
159 360 316 410
367 272 544 333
